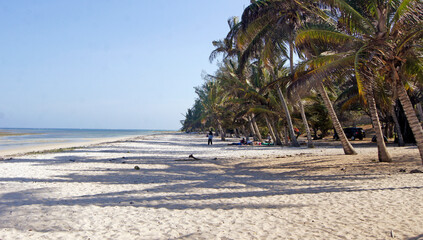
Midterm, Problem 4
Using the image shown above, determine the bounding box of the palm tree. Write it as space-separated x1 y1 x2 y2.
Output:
235 0 317 147
181 99 204 132
290 0 410 159
195 77 228 141
326 0 423 161
239 0 381 150
210 13 300 146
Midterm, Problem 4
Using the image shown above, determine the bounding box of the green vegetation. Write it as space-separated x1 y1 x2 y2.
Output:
181 0 423 164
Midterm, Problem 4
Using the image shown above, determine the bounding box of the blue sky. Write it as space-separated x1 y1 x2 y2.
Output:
0 0 248 130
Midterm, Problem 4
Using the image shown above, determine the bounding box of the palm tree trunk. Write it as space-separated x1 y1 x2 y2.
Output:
391 105 405 147
251 114 263 142
264 114 277 144
248 116 256 138
297 95 314 148
217 120 225 141
276 86 300 147
416 103 423 122
241 125 247 138
317 82 357 155
365 84 392 162
289 40 295 74
397 82 423 163
270 120 283 145
278 131 286 145
283 127 289 145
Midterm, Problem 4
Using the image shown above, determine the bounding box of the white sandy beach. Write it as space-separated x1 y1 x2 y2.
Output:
0 133 422 239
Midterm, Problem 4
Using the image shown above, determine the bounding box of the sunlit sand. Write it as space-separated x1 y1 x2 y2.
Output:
0 133 422 239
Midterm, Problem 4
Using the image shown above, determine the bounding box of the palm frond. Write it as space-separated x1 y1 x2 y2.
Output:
247 106 277 116
320 0 375 35
288 54 355 99
296 29 357 51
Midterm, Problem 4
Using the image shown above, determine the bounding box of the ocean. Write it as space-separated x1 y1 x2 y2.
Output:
0 128 161 151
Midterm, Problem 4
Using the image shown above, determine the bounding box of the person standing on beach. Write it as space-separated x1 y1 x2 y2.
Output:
207 131 213 145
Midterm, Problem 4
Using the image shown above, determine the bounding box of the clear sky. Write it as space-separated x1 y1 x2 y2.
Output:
0 0 249 130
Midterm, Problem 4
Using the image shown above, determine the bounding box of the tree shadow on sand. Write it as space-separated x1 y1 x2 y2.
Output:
0 135 422 226
1 151 422 213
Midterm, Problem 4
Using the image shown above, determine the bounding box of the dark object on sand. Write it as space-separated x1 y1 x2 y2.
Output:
189 154 200 160
334 127 365 140
134 166 140 170
410 169 423 174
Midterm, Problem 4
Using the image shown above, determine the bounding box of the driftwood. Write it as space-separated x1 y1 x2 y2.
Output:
175 154 217 161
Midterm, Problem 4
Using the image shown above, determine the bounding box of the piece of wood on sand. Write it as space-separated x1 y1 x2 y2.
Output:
175 154 217 161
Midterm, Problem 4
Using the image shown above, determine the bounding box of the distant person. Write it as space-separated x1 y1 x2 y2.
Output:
207 131 213 145
294 127 301 138
228 138 246 146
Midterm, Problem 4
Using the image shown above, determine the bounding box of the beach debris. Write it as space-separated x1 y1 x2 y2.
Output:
122 161 126 164
340 168 346 172
177 154 200 161
410 169 423 174
69 159 75 162
189 154 200 160
129 201 134 204
134 166 140 170
391 230 394 238
175 154 218 161
399 168 407 173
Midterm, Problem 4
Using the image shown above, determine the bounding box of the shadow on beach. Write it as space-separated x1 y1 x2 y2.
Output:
0 135 422 216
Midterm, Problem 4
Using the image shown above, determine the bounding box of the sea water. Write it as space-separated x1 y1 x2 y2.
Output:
0 128 161 151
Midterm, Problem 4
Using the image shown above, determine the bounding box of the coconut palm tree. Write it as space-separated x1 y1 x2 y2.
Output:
195 77 229 141
210 14 299 146
293 0 423 162
237 0 358 151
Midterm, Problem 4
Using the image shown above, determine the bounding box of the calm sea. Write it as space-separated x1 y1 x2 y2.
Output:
0 128 161 151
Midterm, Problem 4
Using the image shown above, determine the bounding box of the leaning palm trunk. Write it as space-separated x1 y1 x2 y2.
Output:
217 120 225 141
251 114 263 142
297 95 314 148
241 126 247 138
317 82 357 155
416 103 423 122
270 120 283 145
235 128 240 138
282 127 289 145
397 82 423 163
276 86 300 147
391 105 405 147
248 117 256 138
264 114 277 144
365 84 392 162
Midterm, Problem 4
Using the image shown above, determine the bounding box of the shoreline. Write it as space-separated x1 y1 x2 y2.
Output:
0 131 175 158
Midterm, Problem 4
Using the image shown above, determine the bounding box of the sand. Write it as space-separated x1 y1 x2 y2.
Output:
0 133 422 239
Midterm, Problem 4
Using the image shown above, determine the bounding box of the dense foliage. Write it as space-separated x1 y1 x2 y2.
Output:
181 0 423 163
